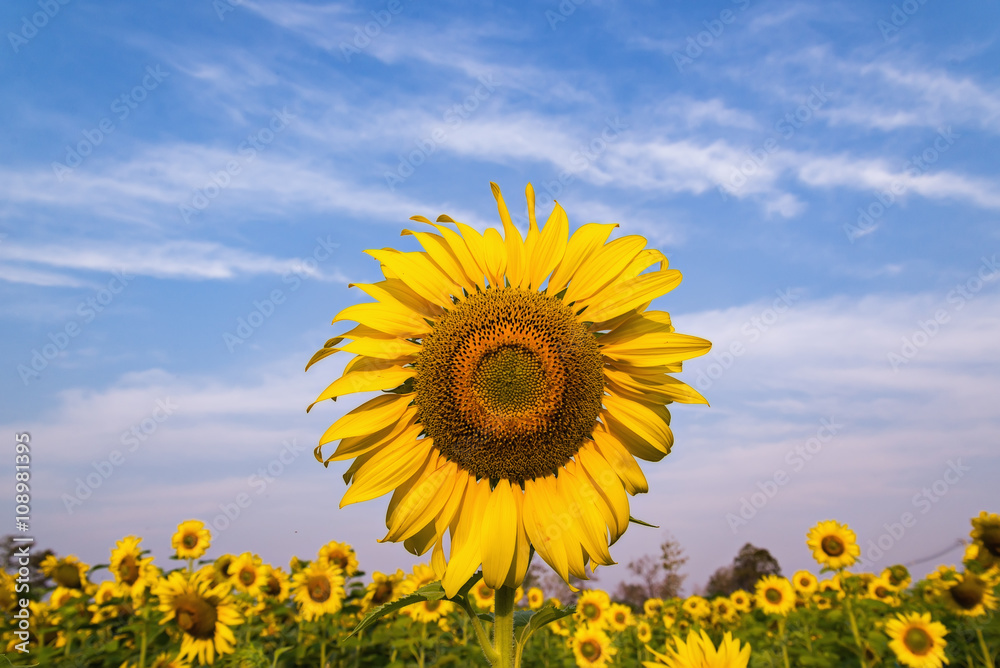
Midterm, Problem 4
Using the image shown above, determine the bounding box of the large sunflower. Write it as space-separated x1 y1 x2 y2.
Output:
308 183 710 595
154 570 243 666
291 560 346 621
754 575 795 616
885 611 949 668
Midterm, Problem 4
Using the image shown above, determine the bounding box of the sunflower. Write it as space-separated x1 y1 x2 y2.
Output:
403 597 456 624
154 570 243 666
806 520 860 570
40 554 90 591
228 552 265 595
813 593 832 610
210 554 236 587
307 183 710 596
644 597 665 617
637 620 653 643
817 575 843 601
172 520 211 560
407 563 438 589
728 590 751 613
259 566 290 601
318 540 360 577
575 589 611 627
527 586 545 609
471 579 496 611
643 630 751 668
682 595 710 620
361 569 407 613
89 581 131 624
662 611 677 630
867 577 898 605
792 570 817 597
755 575 795 616
572 626 616 668
970 511 1000 568
938 569 998 617
882 565 912 591
711 597 738 624
608 602 633 631
292 560 346 621
110 536 159 600
885 611 949 668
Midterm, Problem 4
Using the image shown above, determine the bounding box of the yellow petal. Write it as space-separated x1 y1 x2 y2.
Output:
604 367 708 405
453 221 490 282
523 183 540 267
401 229 476 294
602 396 673 462
333 301 431 338
564 235 646 305
422 221 486 290
601 331 712 366
483 227 507 288
542 476 592 580
548 222 618 293
431 537 447 579
349 278 442 320
592 426 649 494
523 477 570 582
442 476 489 597
557 466 615 566
366 249 458 308
528 201 569 291
341 435 432 507
311 359 414 404
339 335 421 360
481 479 518 589
582 269 682 323
314 392 411 438
384 459 458 543
491 182 527 289
576 444 630 543
503 486 531 588
325 407 419 461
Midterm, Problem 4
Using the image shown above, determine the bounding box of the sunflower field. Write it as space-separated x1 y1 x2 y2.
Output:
2 511 998 668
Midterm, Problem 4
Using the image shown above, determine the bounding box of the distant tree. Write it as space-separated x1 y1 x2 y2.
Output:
614 534 688 609
704 543 782 596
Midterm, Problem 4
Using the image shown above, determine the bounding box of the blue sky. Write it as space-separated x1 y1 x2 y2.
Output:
2 0 999 593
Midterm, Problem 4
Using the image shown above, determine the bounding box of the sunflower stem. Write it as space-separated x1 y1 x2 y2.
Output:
493 585 516 668
843 593 867 668
459 595 499 665
977 627 996 668
138 607 148 668
778 617 791 668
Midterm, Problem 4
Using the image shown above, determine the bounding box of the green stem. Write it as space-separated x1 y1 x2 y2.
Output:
459 593 500 665
493 585 516 668
779 617 791 668
977 628 995 668
138 608 148 668
843 594 867 668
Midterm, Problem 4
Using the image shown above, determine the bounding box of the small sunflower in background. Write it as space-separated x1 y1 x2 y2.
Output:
361 569 408 613
681 595 710 620
154 570 243 666
403 597 456 624
40 554 91 592
644 630 750 668
257 565 290 603
792 570 818 597
572 626 616 668
636 620 653 644
307 182 711 596
712 597 738 624
172 520 211 561
728 590 751 613
291 560 345 621
607 602 633 631
575 589 611 627
867 576 899 605
526 586 545 609
970 511 1000 568
471 579 496 611
317 540 359 577
229 552 264 595
882 564 912 591
643 597 665 617
755 575 795 616
938 569 998 617
885 611 949 668
806 520 861 570
110 535 159 601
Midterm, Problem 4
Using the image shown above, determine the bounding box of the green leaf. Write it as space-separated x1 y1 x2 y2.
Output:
347 582 446 638
515 604 577 649
477 612 494 625
629 515 659 528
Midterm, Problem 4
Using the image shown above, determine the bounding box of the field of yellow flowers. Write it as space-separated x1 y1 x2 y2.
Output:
2 512 997 668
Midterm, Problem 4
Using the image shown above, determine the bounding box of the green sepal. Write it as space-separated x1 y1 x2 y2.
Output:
629 515 659 528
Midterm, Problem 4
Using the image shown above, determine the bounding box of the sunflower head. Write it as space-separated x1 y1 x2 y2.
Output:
608 602 632 631
792 570 818 597
681 595 710 620
155 570 243 666
40 555 89 590
575 589 611 627
643 597 665 617
886 611 948 668
572 626 616 668
229 552 264 594
172 520 211 560
755 575 795 616
806 520 861 570
882 564 912 591
942 570 998 617
526 586 545 610
644 630 750 668
292 560 346 621
318 540 360 577
309 183 710 595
